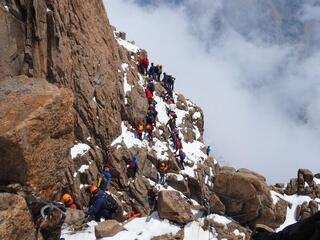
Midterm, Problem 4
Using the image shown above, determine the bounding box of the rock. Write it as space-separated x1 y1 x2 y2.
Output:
298 169 314 183
151 230 184 240
176 94 188 111
237 168 266 182
0 76 75 199
208 193 226 215
203 218 251 240
166 173 190 196
64 209 85 227
128 176 151 215
284 178 298 195
213 169 284 228
157 190 194 224
0 193 37 240
94 220 125 238
295 200 319 221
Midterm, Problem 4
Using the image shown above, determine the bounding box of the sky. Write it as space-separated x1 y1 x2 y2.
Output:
105 0 320 183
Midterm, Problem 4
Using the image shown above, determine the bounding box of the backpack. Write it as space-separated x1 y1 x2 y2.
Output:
105 194 118 211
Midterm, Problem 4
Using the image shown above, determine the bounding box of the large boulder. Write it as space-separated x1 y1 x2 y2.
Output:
157 190 194 224
0 76 75 199
94 220 125 238
0 193 37 240
64 209 86 228
213 169 285 228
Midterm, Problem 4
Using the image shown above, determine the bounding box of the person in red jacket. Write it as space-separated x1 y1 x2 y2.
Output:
145 88 154 104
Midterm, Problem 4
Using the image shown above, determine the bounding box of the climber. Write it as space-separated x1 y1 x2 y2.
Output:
145 87 154 104
251 211 320 240
86 185 118 222
173 135 183 152
138 51 149 75
166 117 177 132
127 156 139 179
165 75 175 92
162 72 168 85
207 146 211 156
148 105 158 122
145 123 154 141
163 92 175 104
157 65 162 82
158 161 170 186
148 63 156 79
136 121 145 140
98 165 112 191
147 80 155 93
61 193 81 210
177 149 186 169
148 187 159 211
35 201 66 240
146 111 156 126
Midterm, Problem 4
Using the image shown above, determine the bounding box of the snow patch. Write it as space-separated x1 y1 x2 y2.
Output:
115 36 140 53
207 214 232 226
111 122 143 148
193 112 201 120
121 63 132 105
70 143 91 159
275 192 320 231
184 221 216 240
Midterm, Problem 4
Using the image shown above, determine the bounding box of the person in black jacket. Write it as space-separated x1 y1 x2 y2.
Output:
252 211 320 240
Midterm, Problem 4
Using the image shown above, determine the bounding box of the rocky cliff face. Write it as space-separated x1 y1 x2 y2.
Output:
0 1 320 240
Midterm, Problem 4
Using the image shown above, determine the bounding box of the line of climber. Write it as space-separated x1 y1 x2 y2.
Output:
137 50 186 187
135 52 160 142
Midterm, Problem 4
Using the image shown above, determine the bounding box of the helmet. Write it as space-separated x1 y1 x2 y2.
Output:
90 185 98 194
62 194 72 204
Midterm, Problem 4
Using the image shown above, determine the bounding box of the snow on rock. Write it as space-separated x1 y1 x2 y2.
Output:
62 221 97 240
184 221 216 240
70 143 91 159
63 213 180 240
115 36 140 53
207 214 232 226
193 112 202 120
153 138 169 161
272 190 320 231
78 165 89 173
154 95 170 124
121 63 132 105
233 229 246 239
111 122 143 148
314 177 320 185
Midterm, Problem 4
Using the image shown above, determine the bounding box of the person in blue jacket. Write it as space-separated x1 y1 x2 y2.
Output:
87 186 117 222
98 165 112 191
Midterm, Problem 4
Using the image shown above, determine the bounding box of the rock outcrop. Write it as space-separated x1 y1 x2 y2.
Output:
0 193 37 240
95 220 125 238
213 168 286 228
0 76 75 199
158 190 194 224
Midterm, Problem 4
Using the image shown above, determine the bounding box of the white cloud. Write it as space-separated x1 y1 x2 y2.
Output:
105 0 320 183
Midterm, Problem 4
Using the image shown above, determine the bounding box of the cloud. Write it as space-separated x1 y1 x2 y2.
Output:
105 0 320 183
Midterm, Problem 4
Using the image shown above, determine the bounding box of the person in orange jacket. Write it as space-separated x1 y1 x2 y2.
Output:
61 193 81 210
